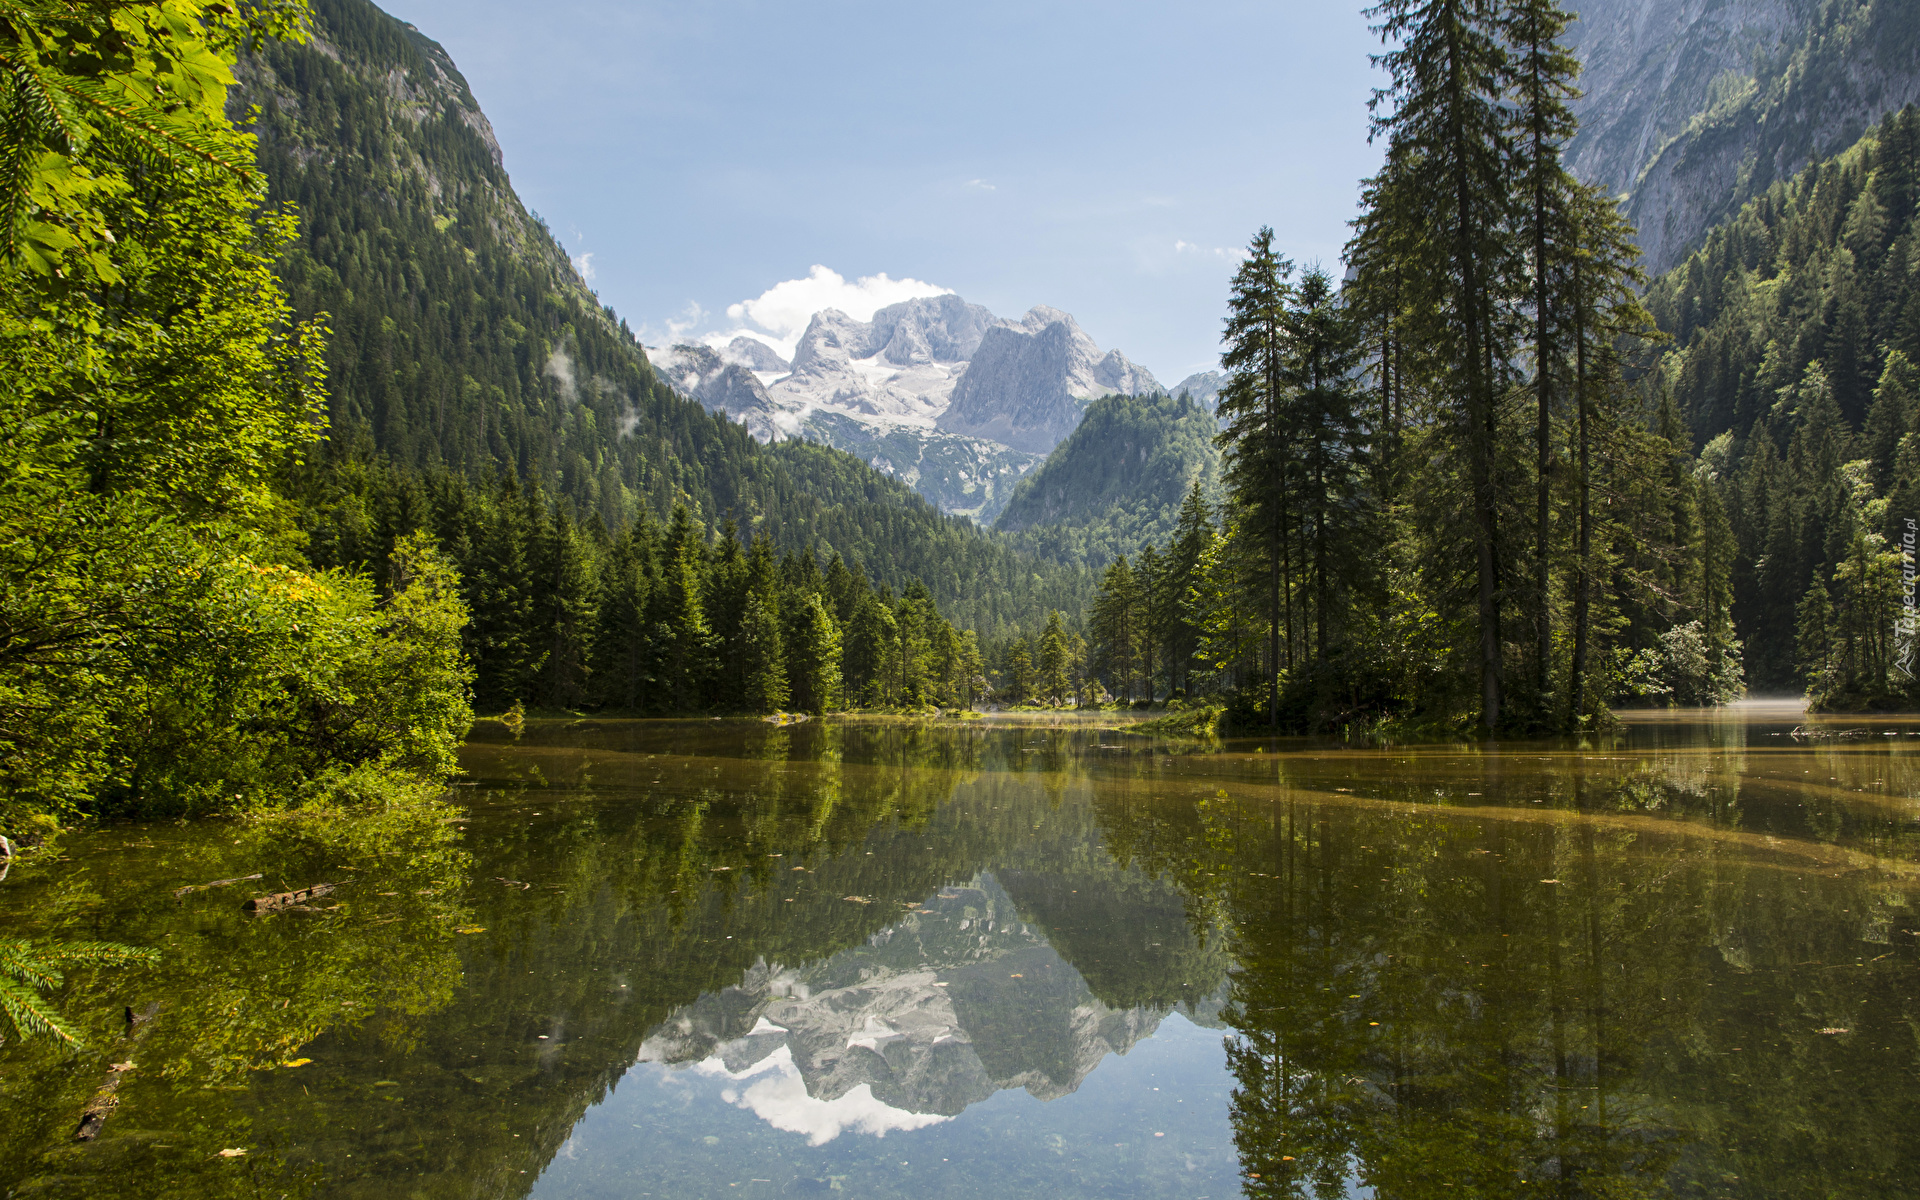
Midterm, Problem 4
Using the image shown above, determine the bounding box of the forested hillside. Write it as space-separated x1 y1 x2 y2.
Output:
1650 105 1920 697
236 0 1087 644
992 392 1220 569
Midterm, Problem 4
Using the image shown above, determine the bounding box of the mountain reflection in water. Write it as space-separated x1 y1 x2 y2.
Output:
0 711 1916 1199
636 871 1223 1137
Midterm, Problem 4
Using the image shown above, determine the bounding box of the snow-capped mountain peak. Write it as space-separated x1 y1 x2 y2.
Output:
651 292 1162 520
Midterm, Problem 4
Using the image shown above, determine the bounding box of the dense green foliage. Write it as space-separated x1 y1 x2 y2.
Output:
240 0 1088 642
303 464 988 714
0 2 473 853
1649 106 1920 704
1074 0 1741 732
992 391 1220 569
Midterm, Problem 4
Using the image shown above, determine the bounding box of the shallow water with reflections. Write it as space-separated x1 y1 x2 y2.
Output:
3 705 1919 1199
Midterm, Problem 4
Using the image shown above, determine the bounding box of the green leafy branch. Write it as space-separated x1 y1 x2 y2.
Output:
0 935 158 1046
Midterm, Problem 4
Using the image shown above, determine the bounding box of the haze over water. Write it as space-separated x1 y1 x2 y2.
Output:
3 708 1918 1197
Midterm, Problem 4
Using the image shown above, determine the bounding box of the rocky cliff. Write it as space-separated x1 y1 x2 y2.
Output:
1569 0 1920 272
649 343 781 441
1167 370 1226 412
938 307 1162 456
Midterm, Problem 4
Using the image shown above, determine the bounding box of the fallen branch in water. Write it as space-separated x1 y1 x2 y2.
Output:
1789 725 1874 740
173 873 263 899
74 1004 160 1141
244 884 336 914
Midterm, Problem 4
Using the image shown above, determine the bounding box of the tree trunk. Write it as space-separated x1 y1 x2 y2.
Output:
1568 253 1592 730
1533 112 1554 713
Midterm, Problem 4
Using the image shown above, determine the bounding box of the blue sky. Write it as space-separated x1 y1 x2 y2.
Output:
377 0 1387 383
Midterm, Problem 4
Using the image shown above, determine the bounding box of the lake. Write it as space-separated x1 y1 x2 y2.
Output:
2 707 1917 1198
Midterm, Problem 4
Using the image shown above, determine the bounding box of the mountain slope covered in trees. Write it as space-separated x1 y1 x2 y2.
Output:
992 392 1221 569
236 0 1087 643
1650 104 1920 698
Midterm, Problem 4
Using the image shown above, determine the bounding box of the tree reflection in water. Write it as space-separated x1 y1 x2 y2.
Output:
0 715 1914 1199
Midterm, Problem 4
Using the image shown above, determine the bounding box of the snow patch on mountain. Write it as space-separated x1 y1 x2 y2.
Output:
649 280 1162 517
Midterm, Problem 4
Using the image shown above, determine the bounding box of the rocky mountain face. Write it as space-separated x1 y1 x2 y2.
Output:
1569 0 1920 272
937 307 1162 455
657 296 1162 521
719 335 789 374
649 343 781 441
638 873 1210 1126
1167 370 1225 412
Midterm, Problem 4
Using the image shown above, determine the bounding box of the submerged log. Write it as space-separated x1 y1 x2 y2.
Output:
244 883 335 914
74 1004 159 1141
173 873 263 899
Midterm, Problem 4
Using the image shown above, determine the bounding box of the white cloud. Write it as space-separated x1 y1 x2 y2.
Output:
650 265 950 364
965 179 996 191
691 1047 948 1146
635 300 712 351
727 265 950 344
1174 240 1246 262
572 251 596 282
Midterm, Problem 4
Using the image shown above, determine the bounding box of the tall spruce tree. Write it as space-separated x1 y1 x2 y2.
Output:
650 504 714 711
1504 0 1581 711
1165 482 1214 696
1218 227 1296 725
787 592 842 714
1038 612 1072 706
1091 556 1141 702
1282 266 1366 658
1358 0 1515 729
740 536 788 712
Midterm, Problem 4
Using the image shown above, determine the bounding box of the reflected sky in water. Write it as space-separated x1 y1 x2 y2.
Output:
1 708 1917 1199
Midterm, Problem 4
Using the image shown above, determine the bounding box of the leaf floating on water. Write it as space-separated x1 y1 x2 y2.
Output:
1817 1027 1851 1035
843 896 871 904
216 1148 247 1158
454 926 487 934
281 1058 312 1068
1540 879 1561 884
1010 973 1024 978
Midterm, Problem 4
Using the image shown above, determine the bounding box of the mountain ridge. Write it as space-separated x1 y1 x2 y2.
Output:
659 295 1166 519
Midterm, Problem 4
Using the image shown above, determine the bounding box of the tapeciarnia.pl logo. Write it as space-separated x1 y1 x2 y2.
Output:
1900 518 1918 679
